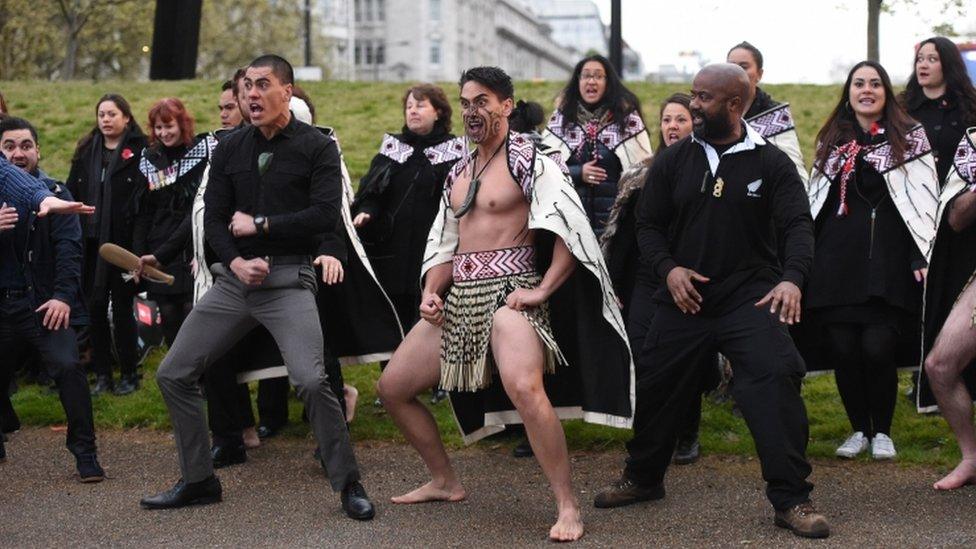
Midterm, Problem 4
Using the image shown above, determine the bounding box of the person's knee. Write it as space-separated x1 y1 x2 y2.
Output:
289 368 325 396
924 352 955 386
503 373 544 409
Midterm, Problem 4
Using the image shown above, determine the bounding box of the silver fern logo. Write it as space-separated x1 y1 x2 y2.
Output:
746 179 763 198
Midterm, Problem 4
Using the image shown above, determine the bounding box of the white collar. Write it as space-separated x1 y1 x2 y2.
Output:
691 121 767 176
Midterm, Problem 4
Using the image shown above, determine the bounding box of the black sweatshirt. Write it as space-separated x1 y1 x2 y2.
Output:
204 116 342 267
636 124 814 315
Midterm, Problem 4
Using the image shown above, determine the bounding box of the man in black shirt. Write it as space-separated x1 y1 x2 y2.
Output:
140 55 374 521
594 64 829 538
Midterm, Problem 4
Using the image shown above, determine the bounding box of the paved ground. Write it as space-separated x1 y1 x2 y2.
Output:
2 427 976 547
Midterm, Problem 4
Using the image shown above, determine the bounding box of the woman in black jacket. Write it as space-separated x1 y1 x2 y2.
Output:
67 93 148 396
806 62 939 461
541 54 652 237
352 83 464 335
133 98 214 348
901 36 976 185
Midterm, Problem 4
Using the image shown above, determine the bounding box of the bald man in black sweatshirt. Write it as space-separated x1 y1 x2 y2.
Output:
594 64 829 539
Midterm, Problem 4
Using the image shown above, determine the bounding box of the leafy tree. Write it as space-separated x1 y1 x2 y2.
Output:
196 0 305 80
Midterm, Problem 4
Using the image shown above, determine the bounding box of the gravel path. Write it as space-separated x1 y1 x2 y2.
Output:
2 427 975 547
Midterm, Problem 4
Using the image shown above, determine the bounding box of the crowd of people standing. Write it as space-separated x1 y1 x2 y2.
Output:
1 35 976 542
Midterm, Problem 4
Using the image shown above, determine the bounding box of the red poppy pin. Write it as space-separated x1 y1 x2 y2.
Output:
869 121 885 136
121 148 134 160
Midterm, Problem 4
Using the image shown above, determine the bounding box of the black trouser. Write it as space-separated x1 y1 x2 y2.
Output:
627 283 713 445
204 345 256 447
152 293 192 348
823 323 898 437
0 294 97 456
624 301 813 511
86 253 139 377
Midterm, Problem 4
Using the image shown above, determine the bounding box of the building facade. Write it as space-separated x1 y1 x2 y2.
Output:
347 0 576 82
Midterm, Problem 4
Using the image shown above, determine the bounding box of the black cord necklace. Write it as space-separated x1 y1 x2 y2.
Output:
455 138 506 218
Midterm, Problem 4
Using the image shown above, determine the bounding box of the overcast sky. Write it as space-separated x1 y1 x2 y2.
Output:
591 0 976 84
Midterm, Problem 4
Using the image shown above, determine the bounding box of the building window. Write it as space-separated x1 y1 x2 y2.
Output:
430 40 441 65
354 0 362 22
430 0 440 21
354 39 362 65
376 0 385 21
366 42 374 64
364 0 373 21
376 42 386 65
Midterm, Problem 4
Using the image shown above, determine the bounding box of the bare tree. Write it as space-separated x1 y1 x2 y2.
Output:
55 0 133 80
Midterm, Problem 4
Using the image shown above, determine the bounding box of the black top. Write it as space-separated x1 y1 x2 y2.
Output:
353 126 459 296
907 93 968 184
133 139 209 295
806 128 925 315
636 128 814 315
204 116 342 267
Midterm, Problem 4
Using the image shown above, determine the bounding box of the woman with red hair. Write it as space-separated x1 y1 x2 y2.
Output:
133 98 217 347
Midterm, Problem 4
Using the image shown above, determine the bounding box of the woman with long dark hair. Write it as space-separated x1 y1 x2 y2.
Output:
67 94 148 395
901 36 976 184
541 54 651 237
133 98 217 348
805 61 940 460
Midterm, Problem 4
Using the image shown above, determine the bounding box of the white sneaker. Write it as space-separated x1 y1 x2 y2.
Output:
871 433 897 460
836 432 869 458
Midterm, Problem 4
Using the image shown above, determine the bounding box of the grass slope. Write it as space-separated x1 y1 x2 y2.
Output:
4 79 959 469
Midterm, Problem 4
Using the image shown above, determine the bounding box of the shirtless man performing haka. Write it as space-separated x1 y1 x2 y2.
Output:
376 66 634 542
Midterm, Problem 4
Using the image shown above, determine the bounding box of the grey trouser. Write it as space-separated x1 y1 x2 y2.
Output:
155 263 359 491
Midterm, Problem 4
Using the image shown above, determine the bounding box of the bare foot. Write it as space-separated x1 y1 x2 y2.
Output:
391 480 466 504
934 458 976 490
549 504 584 542
344 384 359 423
242 427 261 449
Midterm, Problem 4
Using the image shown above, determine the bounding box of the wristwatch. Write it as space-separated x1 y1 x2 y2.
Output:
253 215 268 235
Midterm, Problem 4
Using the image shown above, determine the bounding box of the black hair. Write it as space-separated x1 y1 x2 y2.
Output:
221 80 233 92
249 54 294 86
557 54 642 132
230 67 247 96
0 116 38 143
508 100 545 133
901 36 976 126
728 41 764 70
458 66 514 101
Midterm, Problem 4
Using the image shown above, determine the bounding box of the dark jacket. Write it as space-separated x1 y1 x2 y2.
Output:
66 129 148 292
906 93 969 184
568 135 623 237
133 135 214 296
745 87 781 120
20 171 88 326
352 127 463 296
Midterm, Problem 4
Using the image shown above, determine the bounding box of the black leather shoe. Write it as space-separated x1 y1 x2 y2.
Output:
91 375 114 396
140 476 222 509
341 481 375 520
673 437 700 465
430 389 449 404
593 477 665 508
76 453 105 482
211 444 247 469
256 425 280 439
511 438 534 458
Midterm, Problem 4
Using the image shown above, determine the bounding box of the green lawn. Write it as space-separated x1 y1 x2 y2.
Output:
12 351 960 469
4 79 959 469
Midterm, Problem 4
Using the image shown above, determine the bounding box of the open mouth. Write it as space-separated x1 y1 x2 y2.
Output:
857 96 876 106
249 103 264 117
667 131 681 142
11 159 28 169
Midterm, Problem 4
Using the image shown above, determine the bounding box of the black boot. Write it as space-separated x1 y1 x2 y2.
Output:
673 435 700 465
113 372 140 396
76 453 105 483
140 476 222 509
511 438 534 458
341 481 375 520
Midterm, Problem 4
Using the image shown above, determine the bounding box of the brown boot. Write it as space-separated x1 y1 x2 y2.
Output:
774 501 830 538
593 477 665 508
